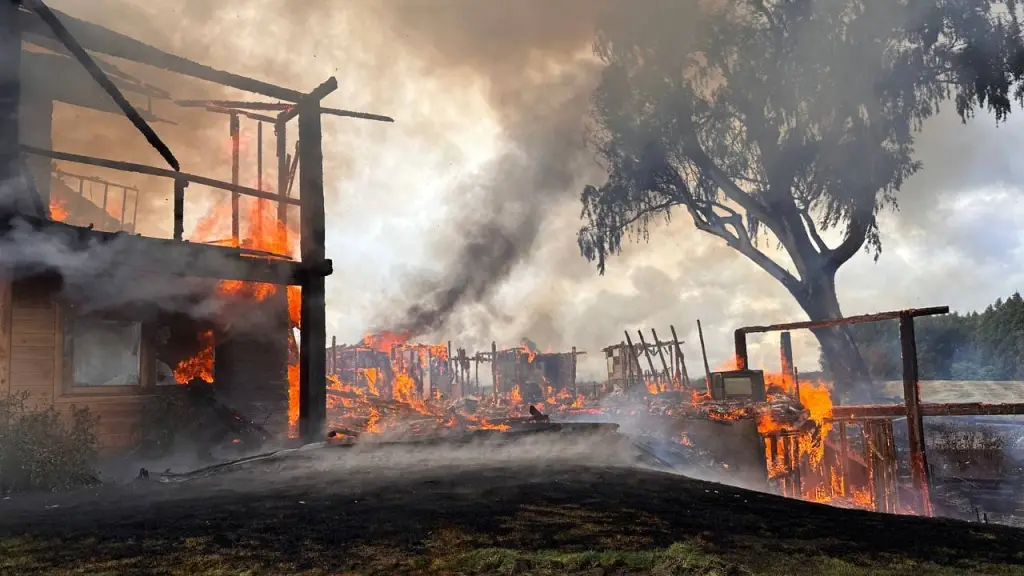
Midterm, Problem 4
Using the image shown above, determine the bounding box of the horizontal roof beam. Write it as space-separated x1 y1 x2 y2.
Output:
22 146 301 206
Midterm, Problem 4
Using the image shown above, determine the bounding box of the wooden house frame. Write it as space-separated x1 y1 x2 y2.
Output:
0 1 392 447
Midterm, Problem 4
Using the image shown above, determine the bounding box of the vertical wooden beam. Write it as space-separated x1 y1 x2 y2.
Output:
172 178 187 240
298 104 327 443
670 325 690 388
229 112 240 243
779 331 795 379
624 331 642 392
899 313 932 516
651 329 671 384
839 422 849 498
276 117 288 225
330 334 337 377
0 0 26 216
257 120 263 192
571 346 577 396
636 330 658 391
734 329 748 370
491 341 498 397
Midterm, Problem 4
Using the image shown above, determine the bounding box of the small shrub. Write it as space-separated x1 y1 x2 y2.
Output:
0 391 100 494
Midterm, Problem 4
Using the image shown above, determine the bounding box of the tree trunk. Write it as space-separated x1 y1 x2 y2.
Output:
792 273 874 403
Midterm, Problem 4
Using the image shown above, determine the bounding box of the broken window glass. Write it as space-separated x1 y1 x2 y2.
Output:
72 317 142 387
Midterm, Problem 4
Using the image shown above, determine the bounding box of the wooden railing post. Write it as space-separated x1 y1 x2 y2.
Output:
173 177 187 240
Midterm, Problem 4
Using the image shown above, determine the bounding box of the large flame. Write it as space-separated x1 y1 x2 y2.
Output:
174 330 215 384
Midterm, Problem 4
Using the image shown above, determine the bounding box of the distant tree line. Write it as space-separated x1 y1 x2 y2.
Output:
821 294 1024 381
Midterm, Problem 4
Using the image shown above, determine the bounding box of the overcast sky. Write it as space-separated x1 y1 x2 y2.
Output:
49 0 1024 381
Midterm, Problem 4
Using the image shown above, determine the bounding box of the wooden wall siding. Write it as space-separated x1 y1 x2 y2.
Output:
0 271 11 398
55 395 144 450
9 288 57 410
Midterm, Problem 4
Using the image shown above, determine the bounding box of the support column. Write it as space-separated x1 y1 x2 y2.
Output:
276 117 288 225
734 329 748 370
298 104 327 443
230 112 240 243
899 313 932 516
0 0 30 217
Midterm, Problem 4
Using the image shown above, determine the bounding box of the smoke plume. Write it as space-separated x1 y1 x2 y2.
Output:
368 0 611 336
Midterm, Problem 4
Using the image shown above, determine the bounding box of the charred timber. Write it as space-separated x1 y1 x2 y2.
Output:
0 215 331 285
176 99 395 123
21 146 302 206
738 307 949 334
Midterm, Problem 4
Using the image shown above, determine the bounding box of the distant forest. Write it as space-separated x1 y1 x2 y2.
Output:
824 294 1024 381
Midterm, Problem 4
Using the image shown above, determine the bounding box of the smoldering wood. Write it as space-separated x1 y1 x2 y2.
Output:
17 6 307 101
21 0 180 171
21 145 302 205
623 331 642 391
175 99 395 123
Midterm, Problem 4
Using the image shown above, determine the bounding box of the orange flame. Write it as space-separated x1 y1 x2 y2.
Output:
50 199 68 221
174 330 215 384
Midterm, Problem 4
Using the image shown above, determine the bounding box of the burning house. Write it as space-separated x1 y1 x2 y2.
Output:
489 339 582 403
0 3 393 452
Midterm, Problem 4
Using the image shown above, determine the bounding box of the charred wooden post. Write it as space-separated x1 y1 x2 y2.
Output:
651 329 671 383
571 346 577 396
297 79 336 443
0 1 25 216
670 325 690 388
330 335 337 377
491 341 498 397
623 331 642 391
275 115 288 224
779 331 794 379
636 330 659 390
229 112 240 242
697 320 712 390
256 120 264 192
899 312 932 516
839 422 849 498
172 177 187 240
734 329 748 370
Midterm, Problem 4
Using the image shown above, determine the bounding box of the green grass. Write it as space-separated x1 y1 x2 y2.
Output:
4 519 1024 576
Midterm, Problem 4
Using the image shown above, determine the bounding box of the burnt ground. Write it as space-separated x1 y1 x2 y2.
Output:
1 435 1023 576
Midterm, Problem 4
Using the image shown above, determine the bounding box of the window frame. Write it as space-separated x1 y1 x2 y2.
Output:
59 304 155 396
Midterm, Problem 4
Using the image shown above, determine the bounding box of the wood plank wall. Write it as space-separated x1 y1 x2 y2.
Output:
8 284 143 451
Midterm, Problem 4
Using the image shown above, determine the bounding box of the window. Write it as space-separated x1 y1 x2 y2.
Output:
71 317 142 387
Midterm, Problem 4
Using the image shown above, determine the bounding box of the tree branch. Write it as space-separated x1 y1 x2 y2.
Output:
826 203 873 273
798 206 830 255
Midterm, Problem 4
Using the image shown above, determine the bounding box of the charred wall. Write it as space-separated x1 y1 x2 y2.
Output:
212 290 290 436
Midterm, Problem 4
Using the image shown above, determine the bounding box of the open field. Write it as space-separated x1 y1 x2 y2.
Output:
1 436 1023 576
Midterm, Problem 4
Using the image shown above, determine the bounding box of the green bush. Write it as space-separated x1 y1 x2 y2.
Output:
0 391 100 494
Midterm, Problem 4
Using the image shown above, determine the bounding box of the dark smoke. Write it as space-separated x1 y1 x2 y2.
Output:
370 0 611 336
